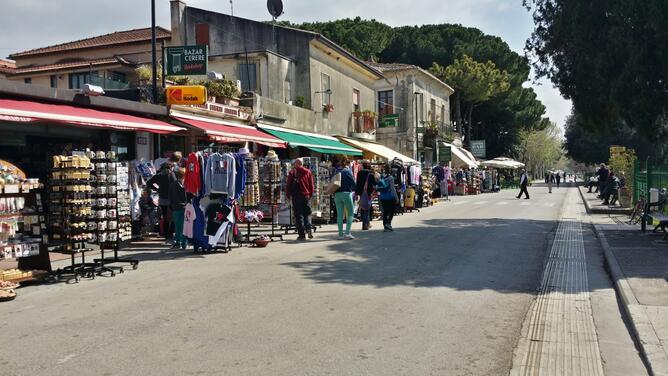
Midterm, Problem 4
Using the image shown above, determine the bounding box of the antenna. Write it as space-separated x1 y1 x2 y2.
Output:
230 0 233 16
267 0 284 21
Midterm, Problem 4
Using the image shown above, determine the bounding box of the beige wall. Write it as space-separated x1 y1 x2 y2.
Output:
308 43 377 137
11 42 161 68
9 65 138 89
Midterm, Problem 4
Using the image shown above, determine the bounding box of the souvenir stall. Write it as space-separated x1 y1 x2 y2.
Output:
0 160 48 301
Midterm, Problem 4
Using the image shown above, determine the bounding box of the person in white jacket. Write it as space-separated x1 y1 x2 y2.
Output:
517 169 530 199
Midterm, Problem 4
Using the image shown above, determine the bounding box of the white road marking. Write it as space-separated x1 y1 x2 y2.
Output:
497 201 509 205
473 201 488 205
520 202 531 206
57 354 77 364
543 202 556 207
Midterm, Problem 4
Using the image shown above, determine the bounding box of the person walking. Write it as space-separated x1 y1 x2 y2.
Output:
332 158 356 240
596 164 609 198
146 161 177 242
555 172 561 188
517 169 530 199
546 172 553 193
354 161 378 231
168 168 188 249
286 158 315 240
377 164 399 231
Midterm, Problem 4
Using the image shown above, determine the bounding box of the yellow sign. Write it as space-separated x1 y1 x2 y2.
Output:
609 145 626 156
165 85 207 105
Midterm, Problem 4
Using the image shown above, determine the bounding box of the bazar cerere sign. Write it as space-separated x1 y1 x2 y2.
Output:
165 45 208 76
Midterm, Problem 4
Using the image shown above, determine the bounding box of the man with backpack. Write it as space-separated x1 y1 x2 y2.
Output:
354 161 378 231
286 158 315 240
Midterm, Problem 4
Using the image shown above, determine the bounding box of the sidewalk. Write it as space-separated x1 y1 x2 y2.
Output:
579 184 633 215
579 187 668 375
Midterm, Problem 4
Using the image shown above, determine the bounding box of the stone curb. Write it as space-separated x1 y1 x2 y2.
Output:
592 223 668 376
577 185 633 215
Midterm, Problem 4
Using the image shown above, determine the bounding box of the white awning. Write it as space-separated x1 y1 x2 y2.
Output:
337 137 420 164
441 142 479 168
481 157 525 169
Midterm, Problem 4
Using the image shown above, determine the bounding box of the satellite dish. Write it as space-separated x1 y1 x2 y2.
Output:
267 0 284 20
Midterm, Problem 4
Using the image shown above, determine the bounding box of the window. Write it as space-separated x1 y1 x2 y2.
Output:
109 71 126 83
320 73 331 106
238 64 257 92
352 89 360 112
430 98 437 124
50 75 57 88
195 23 210 46
378 90 394 116
24 78 32 84
69 71 97 89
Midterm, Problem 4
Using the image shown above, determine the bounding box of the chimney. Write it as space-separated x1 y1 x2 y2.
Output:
170 0 186 46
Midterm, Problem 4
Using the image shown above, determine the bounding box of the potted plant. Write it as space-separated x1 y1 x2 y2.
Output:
294 96 305 108
199 79 241 105
323 103 335 113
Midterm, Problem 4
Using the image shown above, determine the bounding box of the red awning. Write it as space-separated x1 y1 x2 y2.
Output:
0 98 185 134
173 115 286 148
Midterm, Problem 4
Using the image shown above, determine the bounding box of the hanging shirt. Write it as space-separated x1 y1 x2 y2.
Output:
184 152 202 195
233 153 246 199
183 203 197 239
205 153 237 195
205 203 232 236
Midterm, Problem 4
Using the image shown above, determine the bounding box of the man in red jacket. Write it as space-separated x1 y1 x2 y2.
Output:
286 158 315 240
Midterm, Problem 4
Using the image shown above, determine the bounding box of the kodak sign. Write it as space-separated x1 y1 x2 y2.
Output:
166 85 207 105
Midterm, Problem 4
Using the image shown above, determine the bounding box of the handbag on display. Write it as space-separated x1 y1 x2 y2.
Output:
324 172 341 196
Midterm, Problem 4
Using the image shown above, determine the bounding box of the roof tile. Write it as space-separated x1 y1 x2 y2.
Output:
10 27 171 58
11 58 126 75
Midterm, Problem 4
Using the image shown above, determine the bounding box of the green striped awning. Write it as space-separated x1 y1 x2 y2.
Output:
259 126 362 156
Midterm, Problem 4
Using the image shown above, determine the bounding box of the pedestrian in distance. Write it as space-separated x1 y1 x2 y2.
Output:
354 160 378 231
546 172 553 193
555 172 561 188
332 158 356 240
168 168 188 249
517 169 530 199
286 158 315 240
596 164 609 198
376 164 399 231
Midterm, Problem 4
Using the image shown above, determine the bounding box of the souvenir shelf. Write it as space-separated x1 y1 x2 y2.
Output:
254 157 282 240
48 154 106 282
0 160 50 284
90 158 137 271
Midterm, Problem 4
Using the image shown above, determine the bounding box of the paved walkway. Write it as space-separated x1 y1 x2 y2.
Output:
511 189 606 375
579 185 668 375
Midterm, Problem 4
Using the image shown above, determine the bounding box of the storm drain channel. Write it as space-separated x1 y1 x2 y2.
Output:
511 219 605 376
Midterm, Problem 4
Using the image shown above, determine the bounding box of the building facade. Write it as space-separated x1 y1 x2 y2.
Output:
367 62 456 163
170 0 383 139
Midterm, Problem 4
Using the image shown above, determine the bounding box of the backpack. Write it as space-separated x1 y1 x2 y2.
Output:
289 171 302 197
359 174 372 210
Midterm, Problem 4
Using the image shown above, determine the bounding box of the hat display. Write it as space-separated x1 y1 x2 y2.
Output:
266 150 279 160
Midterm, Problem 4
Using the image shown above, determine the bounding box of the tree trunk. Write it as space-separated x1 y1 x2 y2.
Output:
453 92 463 135
466 104 474 149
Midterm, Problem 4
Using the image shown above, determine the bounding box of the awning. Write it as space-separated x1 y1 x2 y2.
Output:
0 98 184 134
441 142 479 168
258 124 362 156
337 136 419 164
172 114 286 148
481 157 525 169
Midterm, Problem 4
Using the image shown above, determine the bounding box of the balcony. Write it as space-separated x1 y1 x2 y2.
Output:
351 111 377 140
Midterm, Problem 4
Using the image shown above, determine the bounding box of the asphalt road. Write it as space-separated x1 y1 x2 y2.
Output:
2 185 570 375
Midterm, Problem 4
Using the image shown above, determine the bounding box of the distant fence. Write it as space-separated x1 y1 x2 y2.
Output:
633 159 668 204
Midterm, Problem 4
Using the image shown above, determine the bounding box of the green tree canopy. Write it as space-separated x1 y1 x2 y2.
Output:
524 0 668 139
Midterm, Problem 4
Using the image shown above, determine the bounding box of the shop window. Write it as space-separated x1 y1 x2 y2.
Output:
238 63 257 92
378 90 394 116
50 75 58 88
195 23 210 47
24 77 32 84
320 73 331 107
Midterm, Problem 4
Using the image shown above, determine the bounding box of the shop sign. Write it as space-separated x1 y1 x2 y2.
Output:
166 86 207 105
471 139 486 158
165 45 208 76
439 145 452 162
378 113 399 128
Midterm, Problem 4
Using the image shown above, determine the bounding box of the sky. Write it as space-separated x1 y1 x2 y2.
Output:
0 0 571 127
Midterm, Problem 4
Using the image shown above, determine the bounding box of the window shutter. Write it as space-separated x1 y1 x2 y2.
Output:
195 23 210 46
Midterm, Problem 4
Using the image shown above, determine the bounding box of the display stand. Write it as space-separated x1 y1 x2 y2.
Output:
91 160 138 271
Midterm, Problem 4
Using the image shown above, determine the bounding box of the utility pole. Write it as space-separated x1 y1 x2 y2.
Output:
151 0 158 104
230 0 234 16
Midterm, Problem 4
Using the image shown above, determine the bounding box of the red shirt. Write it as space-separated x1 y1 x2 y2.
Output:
286 166 314 199
184 152 201 195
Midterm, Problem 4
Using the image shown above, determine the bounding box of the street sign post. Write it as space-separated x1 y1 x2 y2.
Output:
165 85 207 105
165 45 208 76
471 140 486 158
